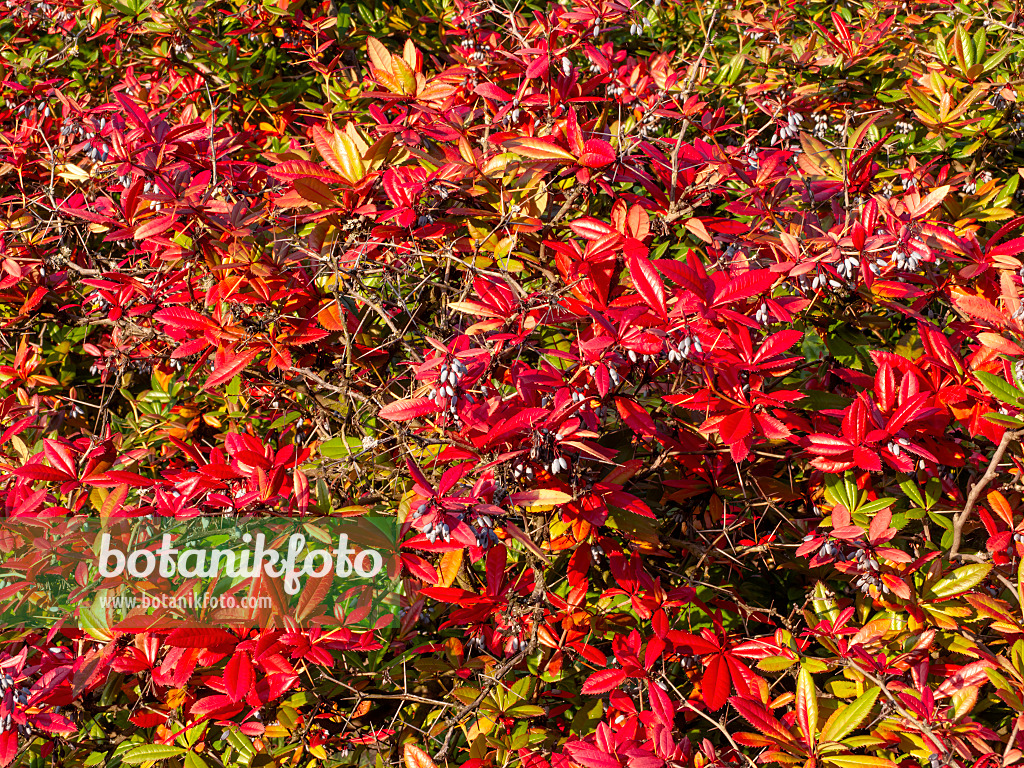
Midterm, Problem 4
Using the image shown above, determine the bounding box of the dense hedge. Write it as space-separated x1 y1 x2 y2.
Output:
3 0 1024 766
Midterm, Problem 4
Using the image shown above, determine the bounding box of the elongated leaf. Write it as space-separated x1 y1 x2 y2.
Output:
976 371 1023 406
626 239 666 316
929 563 992 600
728 695 793 742
203 347 259 390
379 398 438 421
224 653 253 704
404 744 438 768
505 137 575 163
582 668 627 694
819 687 880 743
268 160 347 184
508 489 573 506
823 757 896 768
796 667 818 745
122 745 187 764
713 270 777 306
312 125 365 184
153 307 216 331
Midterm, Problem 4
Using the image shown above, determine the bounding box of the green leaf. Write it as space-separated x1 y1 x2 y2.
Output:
972 26 988 64
507 704 547 717
796 666 818 742
985 412 1024 427
825 472 860 512
122 745 188 764
320 436 364 458
819 687 880 743
757 655 798 672
856 498 897 517
984 44 1017 74
957 25 975 69
899 478 926 509
929 563 992 600
975 371 1023 406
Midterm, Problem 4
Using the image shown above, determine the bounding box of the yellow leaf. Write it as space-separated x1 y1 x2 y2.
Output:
56 163 91 181
312 126 365 184
391 54 417 96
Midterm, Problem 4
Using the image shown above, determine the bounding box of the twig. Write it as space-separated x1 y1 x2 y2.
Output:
950 429 1023 558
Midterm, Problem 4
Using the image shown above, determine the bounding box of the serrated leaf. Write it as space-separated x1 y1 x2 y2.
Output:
504 137 576 163
976 371 1023 406
312 125 365 184
122 745 187 764
796 667 818 745
819 687 880 743
756 656 798 673
929 563 992 600
203 348 259 390
404 744 438 768
379 398 438 421
823 756 896 768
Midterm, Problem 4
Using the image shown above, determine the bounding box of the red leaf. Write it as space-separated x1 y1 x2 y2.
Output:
204 347 259 390
875 363 896 412
702 655 731 711
649 681 674 726
379 397 439 421
133 214 176 241
990 236 1024 260
806 434 853 456
13 464 73 482
625 239 667 316
569 217 617 240
525 54 549 79
165 628 238 649
615 397 657 436
191 694 242 719
753 330 803 363
269 159 347 184
582 668 627 694
885 391 931 434
728 696 793 742
713 270 777 306
564 742 623 768
474 82 514 101
224 652 253 704
577 139 615 168
0 730 16 768
154 307 216 331
718 410 753 444
951 290 1006 326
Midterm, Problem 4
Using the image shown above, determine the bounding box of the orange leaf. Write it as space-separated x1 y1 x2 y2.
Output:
437 549 463 587
404 744 438 768
505 137 576 163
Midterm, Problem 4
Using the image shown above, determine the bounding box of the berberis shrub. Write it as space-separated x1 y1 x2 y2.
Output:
2 0 1024 765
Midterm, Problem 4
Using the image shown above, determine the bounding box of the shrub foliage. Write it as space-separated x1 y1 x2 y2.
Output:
3 0 1024 766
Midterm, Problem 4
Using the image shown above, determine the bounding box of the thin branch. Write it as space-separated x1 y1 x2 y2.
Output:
950 429 1023 558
